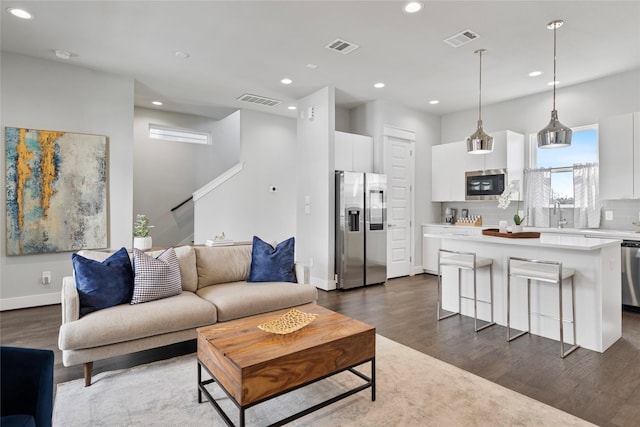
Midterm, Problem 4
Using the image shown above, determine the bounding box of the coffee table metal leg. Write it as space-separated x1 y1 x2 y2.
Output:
372 358 376 401
197 361 202 404
198 357 375 426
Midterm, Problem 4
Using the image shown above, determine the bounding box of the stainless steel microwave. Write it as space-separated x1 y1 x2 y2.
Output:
465 169 507 200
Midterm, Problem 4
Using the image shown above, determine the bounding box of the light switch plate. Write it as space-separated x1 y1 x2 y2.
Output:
605 210 613 221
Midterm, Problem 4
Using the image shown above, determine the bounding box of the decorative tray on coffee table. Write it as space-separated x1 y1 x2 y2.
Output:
257 309 318 335
482 228 541 239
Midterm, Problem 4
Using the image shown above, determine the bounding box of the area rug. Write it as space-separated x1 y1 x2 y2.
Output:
53 335 593 426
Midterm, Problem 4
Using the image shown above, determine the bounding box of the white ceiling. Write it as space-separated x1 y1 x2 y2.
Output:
2 1 639 120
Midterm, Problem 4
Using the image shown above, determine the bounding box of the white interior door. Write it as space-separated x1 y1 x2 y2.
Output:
384 126 415 279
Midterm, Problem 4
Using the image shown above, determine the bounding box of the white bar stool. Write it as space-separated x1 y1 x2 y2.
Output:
506 256 579 358
437 249 496 332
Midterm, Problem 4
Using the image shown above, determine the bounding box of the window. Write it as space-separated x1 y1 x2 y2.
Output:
531 125 598 205
148 124 210 145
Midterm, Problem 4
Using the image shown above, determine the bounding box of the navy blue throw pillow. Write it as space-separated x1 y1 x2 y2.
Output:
248 236 297 283
72 247 134 316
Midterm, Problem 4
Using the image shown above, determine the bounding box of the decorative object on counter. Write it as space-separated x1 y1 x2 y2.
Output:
482 228 541 239
455 216 483 227
461 208 468 218
537 19 572 149
205 232 233 246
133 214 154 250
445 207 456 224
466 48 493 154
498 180 526 227
499 221 508 234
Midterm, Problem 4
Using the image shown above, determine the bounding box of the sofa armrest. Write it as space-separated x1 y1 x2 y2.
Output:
294 262 307 284
61 276 80 324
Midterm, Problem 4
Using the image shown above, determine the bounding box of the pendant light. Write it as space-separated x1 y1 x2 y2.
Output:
467 49 493 154
537 19 572 148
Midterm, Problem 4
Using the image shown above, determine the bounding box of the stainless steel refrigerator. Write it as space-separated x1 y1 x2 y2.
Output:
335 171 387 289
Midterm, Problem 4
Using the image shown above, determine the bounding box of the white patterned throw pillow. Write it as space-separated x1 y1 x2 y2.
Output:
131 247 182 304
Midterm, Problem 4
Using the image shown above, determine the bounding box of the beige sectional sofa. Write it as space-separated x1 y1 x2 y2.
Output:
58 244 318 386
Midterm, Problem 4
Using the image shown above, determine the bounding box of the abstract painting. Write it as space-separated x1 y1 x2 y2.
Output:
5 127 108 255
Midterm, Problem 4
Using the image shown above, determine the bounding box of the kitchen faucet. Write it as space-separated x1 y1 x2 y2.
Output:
553 201 568 229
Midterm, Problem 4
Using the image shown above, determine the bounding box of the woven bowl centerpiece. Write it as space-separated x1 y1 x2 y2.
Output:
257 309 318 335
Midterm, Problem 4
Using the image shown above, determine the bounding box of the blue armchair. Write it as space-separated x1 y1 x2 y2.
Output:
1 346 54 427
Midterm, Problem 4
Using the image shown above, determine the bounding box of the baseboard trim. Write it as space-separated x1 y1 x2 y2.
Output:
0 292 61 311
311 276 336 291
412 266 424 276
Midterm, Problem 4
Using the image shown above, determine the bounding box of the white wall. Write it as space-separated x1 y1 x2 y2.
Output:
296 87 335 290
133 107 240 247
1 52 134 309
441 69 640 146
193 109 297 244
351 100 441 273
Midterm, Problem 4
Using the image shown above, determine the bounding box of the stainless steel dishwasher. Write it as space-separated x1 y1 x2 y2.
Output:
622 240 640 309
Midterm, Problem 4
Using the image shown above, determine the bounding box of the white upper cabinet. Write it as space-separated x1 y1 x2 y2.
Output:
335 131 373 172
431 130 524 201
432 142 466 201
599 112 640 200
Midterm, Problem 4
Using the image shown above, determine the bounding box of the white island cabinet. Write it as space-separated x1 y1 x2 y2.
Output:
432 233 621 353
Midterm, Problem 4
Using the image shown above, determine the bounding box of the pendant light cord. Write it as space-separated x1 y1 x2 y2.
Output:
553 23 557 111
478 50 483 121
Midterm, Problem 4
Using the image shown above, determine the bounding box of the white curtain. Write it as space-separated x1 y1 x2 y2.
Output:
573 163 600 228
523 168 551 227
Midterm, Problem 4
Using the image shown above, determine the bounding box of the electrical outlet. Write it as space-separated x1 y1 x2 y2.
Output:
42 271 51 285
605 210 613 221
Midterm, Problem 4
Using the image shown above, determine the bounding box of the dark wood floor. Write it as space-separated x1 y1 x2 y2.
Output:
2 273 639 426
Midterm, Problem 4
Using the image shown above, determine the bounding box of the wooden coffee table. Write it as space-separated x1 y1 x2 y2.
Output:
197 303 375 426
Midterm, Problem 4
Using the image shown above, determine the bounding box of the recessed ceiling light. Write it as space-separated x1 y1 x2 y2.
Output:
7 8 33 19
403 2 424 13
429 100 440 105
306 63 318 69
152 101 163 106
374 82 385 89
174 51 190 59
288 105 297 110
548 80 559 86
528 71 543 77
54 50 73 60
280 78 293 85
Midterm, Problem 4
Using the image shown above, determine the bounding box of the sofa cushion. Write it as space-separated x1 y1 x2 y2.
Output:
248 236 297 283
131 248 182 304
79 246 198 292
72 247 133 316
196 281 318 322
58 292 217 350
194 245 252 289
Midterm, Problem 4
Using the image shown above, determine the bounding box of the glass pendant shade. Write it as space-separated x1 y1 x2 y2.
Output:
537 110 572 148
467 49 493 154
537 19 571 149
467 120 494 153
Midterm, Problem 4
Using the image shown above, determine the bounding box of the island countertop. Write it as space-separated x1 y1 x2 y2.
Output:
428 232 622 251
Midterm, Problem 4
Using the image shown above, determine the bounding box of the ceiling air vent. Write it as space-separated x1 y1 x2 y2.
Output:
237 93 282 107
325 38 360 54
443 30 480 48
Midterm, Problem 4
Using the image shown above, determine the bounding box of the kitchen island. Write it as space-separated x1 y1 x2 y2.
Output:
433 232 622 352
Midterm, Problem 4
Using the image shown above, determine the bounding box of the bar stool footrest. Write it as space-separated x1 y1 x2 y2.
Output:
475 321 496 332
507 329 529 342
562 344 580 358
437 310 460 321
